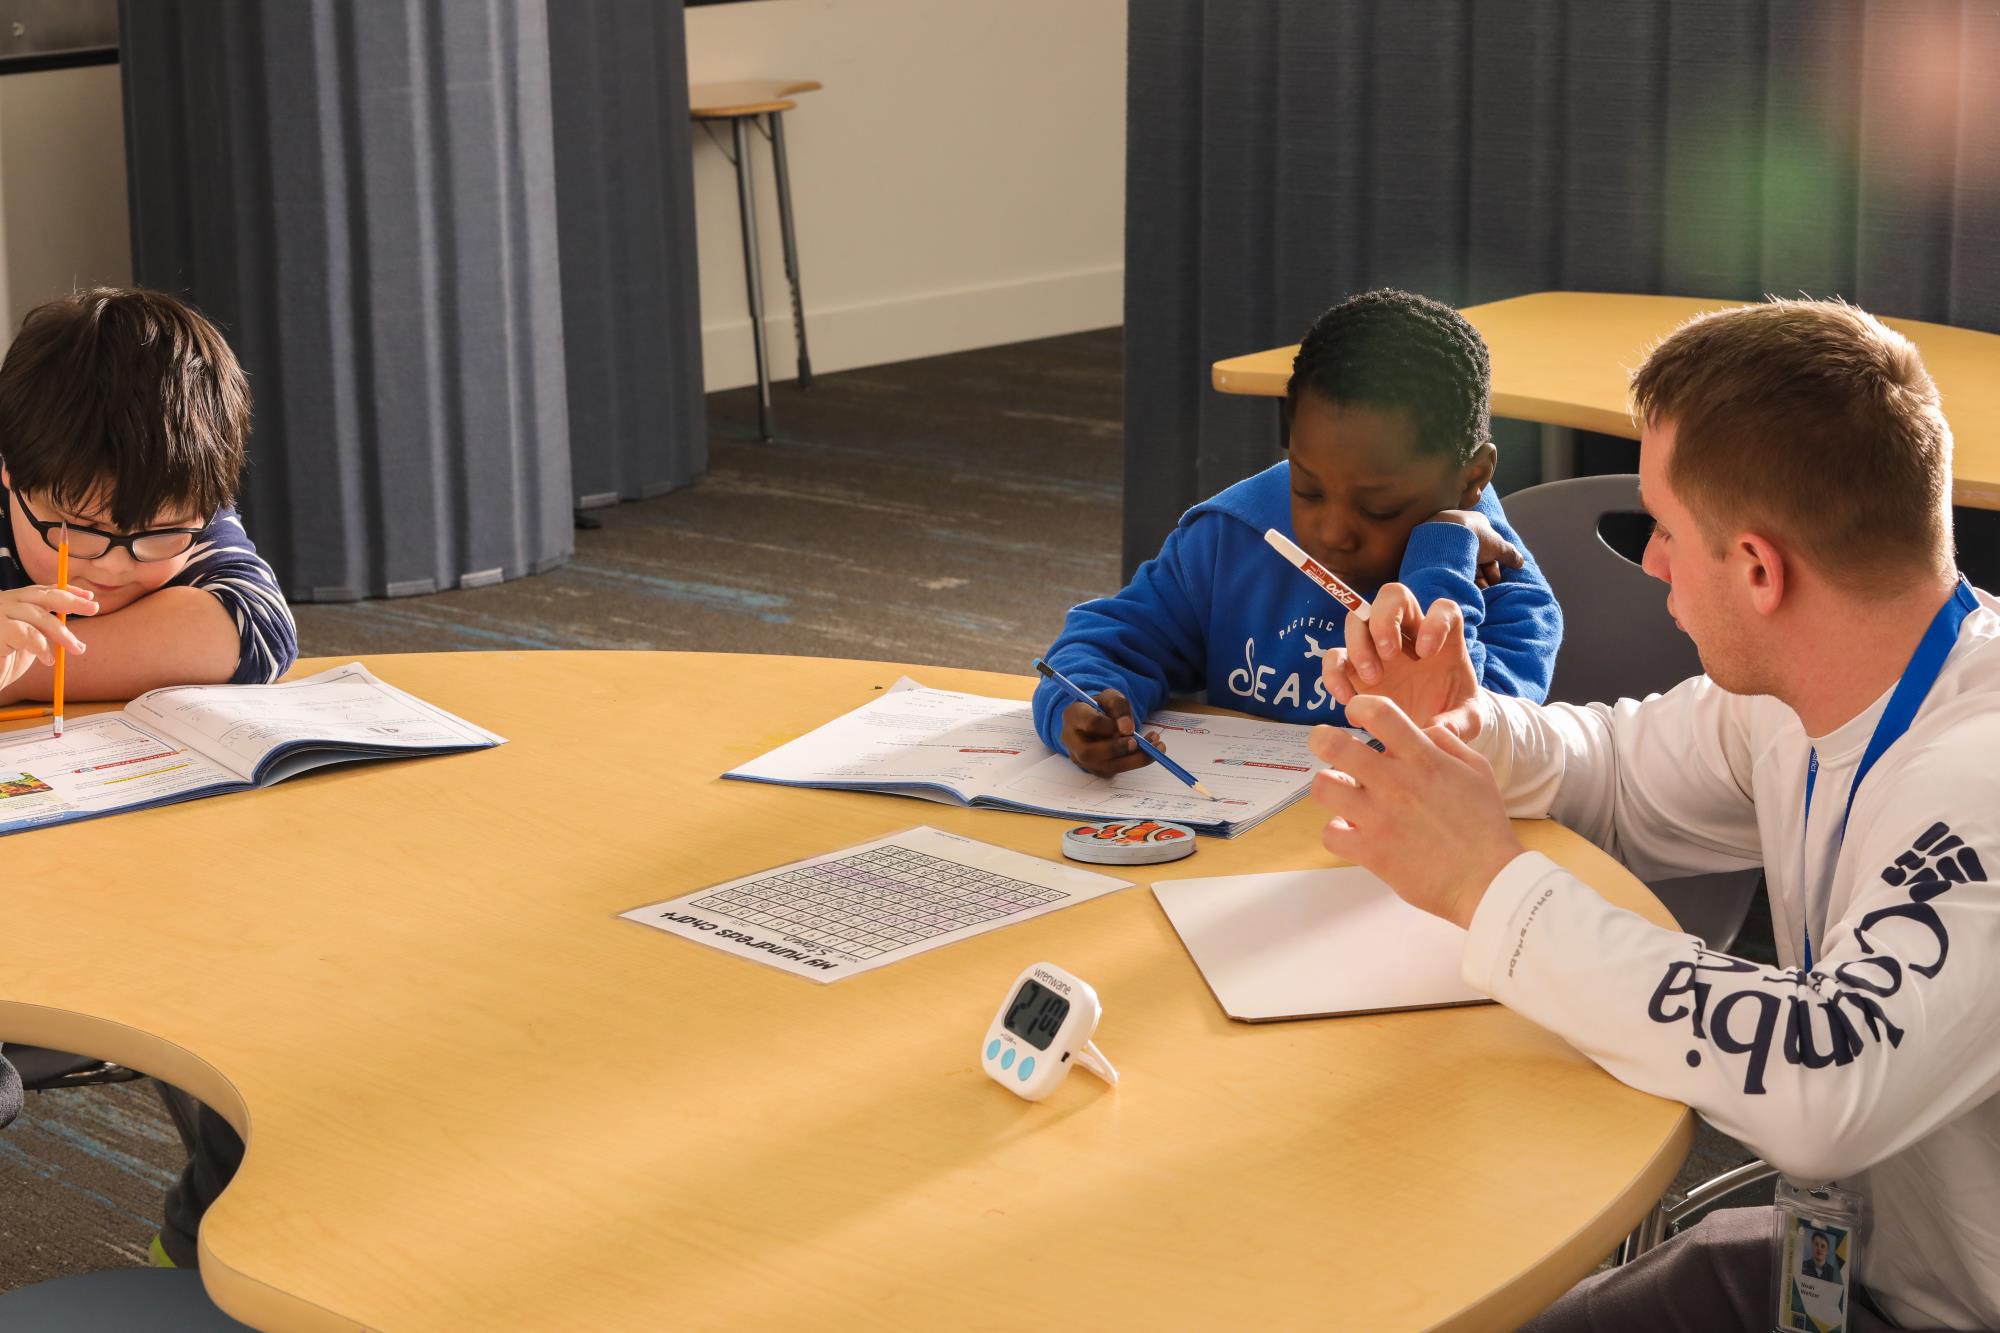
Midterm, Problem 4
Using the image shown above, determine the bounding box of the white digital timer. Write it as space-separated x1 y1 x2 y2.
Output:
981 961 1119 1101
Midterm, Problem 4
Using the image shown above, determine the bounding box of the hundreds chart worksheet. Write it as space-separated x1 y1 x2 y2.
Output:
620 826 1128 982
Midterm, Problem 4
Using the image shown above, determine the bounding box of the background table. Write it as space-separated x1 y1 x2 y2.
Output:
1212 291 2000 510
0 653 1690 1331
690 77 823 443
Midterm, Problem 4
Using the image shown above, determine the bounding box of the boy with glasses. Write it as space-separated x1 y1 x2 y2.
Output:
0 287 297 705
0 287 297 1270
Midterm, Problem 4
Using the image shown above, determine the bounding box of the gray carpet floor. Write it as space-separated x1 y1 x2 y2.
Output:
0 325 1764 1296
291 332 1125 670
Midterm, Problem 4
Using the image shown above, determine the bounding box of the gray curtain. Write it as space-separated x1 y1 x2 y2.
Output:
1124 0 2000 575
547 0 707 508
121 0 574 601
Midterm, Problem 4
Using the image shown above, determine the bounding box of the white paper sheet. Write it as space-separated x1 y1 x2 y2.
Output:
619 826 1129 983
1151 867 1488 1021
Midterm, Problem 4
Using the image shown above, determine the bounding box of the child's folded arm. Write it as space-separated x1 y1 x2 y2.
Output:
167 514 300 685
1396 518 1497 683
1472 574 1563 702
1031 523 1215 752
1397 515 1562 705
0 546 297 703
1 585 239 703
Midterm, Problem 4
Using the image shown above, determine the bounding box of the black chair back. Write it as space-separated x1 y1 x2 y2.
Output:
1504 474 1702 705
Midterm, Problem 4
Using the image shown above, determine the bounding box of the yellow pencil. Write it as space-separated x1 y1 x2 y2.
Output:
53 524 67 737
0 705 51 723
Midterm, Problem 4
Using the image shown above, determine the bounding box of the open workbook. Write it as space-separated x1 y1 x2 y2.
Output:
724 681 1321 837
0 663 502 836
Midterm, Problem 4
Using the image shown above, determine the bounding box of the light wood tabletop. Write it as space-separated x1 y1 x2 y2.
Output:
0 652 1691 1332
689 78 822 119
1211 291 2000 510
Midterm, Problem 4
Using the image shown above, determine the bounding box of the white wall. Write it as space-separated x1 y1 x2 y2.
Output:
0 64 131 335
0 7 1129 393
684 0 1125 392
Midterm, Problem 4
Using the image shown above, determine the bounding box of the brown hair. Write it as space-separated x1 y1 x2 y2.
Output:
1630 298 1951 586
0 287 250 530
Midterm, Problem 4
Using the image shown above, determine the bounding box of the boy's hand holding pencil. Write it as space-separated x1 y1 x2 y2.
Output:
0 582 95 700
1057 684 1150 778
1036 659 1216 798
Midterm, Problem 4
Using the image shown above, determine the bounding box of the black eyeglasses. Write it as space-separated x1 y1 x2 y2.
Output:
14 492 204 563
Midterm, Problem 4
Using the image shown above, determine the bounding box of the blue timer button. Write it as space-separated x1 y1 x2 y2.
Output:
1017 1056 1036 1081
1000 1048 1016 1070
985 1039 1001 1062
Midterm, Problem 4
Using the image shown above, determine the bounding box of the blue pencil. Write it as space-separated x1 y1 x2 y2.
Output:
1033 659 1217 801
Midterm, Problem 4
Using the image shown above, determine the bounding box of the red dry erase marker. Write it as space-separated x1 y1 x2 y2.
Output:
1263 528 1370 617
1263 528 1418 646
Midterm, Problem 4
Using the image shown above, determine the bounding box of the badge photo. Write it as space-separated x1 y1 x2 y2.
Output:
1772 1178 1864 1333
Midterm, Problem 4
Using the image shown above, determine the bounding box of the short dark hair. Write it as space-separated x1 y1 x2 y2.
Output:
1630 298 1950 587
1286 289 1492 464
0 287 250 530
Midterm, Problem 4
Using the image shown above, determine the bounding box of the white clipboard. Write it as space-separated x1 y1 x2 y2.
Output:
1151 867 1490 1022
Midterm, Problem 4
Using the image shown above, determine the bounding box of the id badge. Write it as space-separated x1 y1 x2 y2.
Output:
1772 1177 1867 1333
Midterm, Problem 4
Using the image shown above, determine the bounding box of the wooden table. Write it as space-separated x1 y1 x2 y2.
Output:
689 78 823 120
0 653 1691 1331
1212 291 2000 510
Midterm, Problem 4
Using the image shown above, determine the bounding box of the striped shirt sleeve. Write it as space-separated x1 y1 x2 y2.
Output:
166 511 299 684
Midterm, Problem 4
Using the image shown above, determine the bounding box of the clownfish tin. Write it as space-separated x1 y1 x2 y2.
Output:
1061 819 1198 867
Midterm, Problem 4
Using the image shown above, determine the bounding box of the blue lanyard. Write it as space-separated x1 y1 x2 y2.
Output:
1800 578 1978 970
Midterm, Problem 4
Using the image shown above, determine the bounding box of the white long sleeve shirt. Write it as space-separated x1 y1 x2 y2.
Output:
1461 591 2000 1331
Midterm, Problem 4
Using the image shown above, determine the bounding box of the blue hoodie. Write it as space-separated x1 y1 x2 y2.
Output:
1031 461 1562 751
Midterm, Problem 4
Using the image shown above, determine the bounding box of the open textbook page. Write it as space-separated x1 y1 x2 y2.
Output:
724 683 1321 837
0 714 244 834
726 684 1046 798
989 709 1319 833
125 662 504 783
0 663 501 836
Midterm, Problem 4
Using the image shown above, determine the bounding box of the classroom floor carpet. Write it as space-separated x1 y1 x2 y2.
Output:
0 325 1769 1295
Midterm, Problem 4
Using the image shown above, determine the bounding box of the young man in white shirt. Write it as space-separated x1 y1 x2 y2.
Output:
1309 299 2000 1332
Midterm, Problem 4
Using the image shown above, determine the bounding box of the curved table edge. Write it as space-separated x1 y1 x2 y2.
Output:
0 1001 365 1332
1433 1099 1695 1332
6 655 1697 1331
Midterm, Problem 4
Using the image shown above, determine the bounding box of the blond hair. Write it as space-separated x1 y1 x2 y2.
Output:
1630 298 1951 587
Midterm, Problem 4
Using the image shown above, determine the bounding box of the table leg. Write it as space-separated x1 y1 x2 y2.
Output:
769 111 813 389
1539 424 1574 483
154 1080 202 1155
731 116 773 442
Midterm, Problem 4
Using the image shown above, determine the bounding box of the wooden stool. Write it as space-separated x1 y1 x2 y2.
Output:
691 78 821 442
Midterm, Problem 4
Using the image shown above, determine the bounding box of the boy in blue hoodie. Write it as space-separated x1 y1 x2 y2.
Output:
1034 289 1561 776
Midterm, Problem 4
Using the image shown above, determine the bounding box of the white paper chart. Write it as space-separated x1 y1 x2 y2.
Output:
620 826 1129 983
